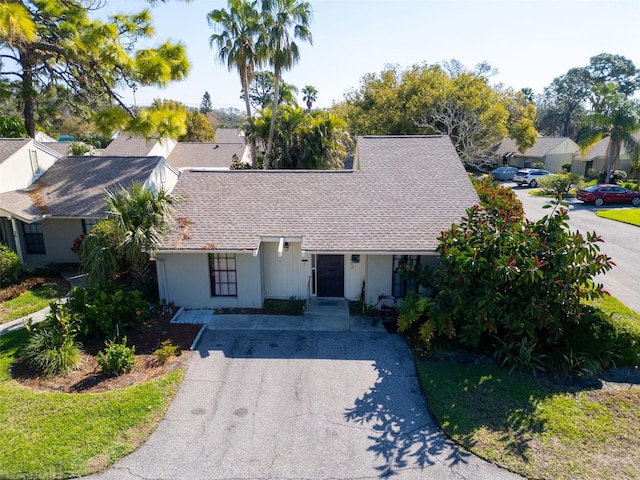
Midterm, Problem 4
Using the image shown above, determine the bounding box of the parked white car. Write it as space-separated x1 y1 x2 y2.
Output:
513 168 550 187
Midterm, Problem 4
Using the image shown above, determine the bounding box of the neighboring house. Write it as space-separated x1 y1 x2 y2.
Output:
167 129 250 170
492 137 579 173
153 135 479 310
573 132 640 176
103 131 177 159
0 155 179 266
106 128 250 170
0 138 63 193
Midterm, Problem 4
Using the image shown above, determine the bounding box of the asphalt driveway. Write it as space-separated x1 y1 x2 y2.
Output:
85 330 520 479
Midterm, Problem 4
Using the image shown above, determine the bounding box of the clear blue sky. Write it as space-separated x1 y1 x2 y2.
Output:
103 0 640 111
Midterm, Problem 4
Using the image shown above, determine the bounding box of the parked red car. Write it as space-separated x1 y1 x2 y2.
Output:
576 184 640 206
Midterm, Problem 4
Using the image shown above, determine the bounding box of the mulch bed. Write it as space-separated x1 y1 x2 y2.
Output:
11 307 203 394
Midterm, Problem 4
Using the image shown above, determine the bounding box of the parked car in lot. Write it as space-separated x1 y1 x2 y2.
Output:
491 166 519 181
576 184 640 206
513 168 551 187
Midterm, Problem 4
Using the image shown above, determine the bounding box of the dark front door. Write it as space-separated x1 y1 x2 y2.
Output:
317 255 344 297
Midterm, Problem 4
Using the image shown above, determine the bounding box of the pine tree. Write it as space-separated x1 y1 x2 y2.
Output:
200 92 213 114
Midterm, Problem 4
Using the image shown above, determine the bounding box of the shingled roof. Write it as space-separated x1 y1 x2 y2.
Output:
0 155 163 221
161 135 479 253
102 132 160 157
492 136 572 157
0 138 31 164
167 142 245 169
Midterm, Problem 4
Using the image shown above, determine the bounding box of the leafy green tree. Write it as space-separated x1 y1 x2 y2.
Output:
242 70 299 111
0 0 190 138
0 115 26 137
577 84 640 182
79 183 182 286
200 91 213 114
179 109 217 142
261 0 313 168
398 198 614 374
209 0 264 168
301 85 317 111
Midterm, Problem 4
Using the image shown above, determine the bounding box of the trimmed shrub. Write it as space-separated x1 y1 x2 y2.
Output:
471 175 524 222
21 304 82 377
67 285 149 340
152 339 180 364
97 337 136 376
0 244 23 288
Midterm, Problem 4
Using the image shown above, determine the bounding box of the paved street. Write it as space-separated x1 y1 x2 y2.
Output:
84 330 521 480
511 184 640 314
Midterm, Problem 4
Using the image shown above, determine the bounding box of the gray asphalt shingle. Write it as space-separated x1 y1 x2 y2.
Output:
162 135 479 253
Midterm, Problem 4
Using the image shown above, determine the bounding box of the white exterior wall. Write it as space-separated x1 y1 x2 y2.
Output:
364 255 393 305
0 143 60 193
545 153 574 173
148 138 177 159
42 219 83 264
344 254 366 300
261 241 311 299
156 251 262 309
144 159 180 194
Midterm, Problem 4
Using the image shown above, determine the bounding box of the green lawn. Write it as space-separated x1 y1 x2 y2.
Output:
418 362 639 480
0 280 69 324
417 294 640 479
596 209 640 227
0 329 183 480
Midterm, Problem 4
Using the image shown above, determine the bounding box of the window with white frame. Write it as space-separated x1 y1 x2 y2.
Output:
209 253 237 296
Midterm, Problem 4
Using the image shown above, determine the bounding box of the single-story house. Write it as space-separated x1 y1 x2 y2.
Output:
572 132 640 176
0 155 179 266
0 138 64 193
492 136 579 173
153 135 479 309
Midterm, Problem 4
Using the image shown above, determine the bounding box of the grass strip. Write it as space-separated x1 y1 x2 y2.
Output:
0 329 183 480
596 209 640 227
0 281 68 324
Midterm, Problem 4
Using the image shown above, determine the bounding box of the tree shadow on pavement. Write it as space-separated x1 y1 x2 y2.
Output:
344 356 472 477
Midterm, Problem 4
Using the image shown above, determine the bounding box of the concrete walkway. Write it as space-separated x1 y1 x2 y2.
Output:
0 270 85 336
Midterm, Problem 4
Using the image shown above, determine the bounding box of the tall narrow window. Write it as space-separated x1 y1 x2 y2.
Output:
392 255 420 298
209 253 237 296
23 222 46 254
29 150 41 176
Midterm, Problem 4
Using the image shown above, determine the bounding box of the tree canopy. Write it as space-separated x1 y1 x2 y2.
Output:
333 62 537 162
0 0 190 138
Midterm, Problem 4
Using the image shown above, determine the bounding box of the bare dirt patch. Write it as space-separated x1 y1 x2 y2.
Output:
11 308 202 393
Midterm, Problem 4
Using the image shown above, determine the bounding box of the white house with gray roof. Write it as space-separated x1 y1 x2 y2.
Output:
0 155 179 265
153 135 479 309
492 136 579 173
0 138 63 193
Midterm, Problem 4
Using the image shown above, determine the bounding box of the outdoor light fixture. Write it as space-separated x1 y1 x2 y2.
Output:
284 242 289 251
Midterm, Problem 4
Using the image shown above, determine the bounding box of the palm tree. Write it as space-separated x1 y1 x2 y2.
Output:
302 85 318 112
261 0 313 168
578 84 640 183
79 183 182 286
208 0 264 168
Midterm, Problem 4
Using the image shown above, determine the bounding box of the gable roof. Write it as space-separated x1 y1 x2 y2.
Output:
582 132 640 160
0 155 163 221
167 142 245 169
103 132 160 157
0 138 31 164
40 141 72 156
492 137 573 158
214 128 244 144
160 135 479 253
